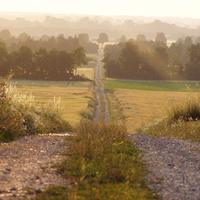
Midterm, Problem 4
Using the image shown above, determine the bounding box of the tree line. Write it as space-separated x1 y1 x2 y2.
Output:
0 29 99 54
0 41 88 81
103 34 200 80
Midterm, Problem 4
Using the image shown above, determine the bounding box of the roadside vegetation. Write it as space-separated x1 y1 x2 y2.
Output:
138 96 200 141
0 78 72 142
34 123 160 200
12 79 94 126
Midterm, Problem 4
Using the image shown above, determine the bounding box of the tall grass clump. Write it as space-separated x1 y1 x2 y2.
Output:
0 79 72 142
167 98 200 123
137 95 200 141
49 123 159 200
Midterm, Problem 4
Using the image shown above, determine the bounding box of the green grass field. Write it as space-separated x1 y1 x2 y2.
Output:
106 79 200 92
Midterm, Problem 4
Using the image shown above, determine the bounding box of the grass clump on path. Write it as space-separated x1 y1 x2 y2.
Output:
35 123 160 200
0 78 72 142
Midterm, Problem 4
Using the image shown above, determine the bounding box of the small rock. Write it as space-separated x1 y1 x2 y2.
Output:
35 189 42 194
10 187 17 191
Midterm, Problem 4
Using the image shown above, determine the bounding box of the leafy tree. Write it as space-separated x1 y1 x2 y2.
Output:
11 45 34 78
78 33 89 46
118 41 141 78
120 35 127 43
184 36 193 47
153 46 168 79
56 34 67 50
168 54 183 79
97 33 109 47
136 34 146 41
19 32 29 41
185 43 200 79
66 36 79 52
34 47 49 79
72 46 87 75
194 37 200 45
0 29 11 41
155 32 167 45
0 41 9 76
56 50 74 80
84 42 98 54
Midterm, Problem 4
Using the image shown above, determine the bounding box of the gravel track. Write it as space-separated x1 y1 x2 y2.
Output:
93 48 109 124
131 134 200 200
0 135 70 200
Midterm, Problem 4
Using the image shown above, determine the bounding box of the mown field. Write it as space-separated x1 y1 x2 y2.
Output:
106 79 200 133
9 68 94 127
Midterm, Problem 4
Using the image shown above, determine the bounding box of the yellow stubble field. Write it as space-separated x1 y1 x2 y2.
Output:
10 79 93 127
114 89 199 133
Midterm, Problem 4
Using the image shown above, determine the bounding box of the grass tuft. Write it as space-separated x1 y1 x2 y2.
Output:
167 98 200 123
137 95 200 141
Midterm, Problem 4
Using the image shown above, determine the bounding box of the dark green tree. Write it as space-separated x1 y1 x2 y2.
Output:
97 33 109 47
120 35 127 43
34 47 49 79
78 33 89 46
0 29 11 41
0 41 9 76
153 46 168 79
72 46 87 75
118 41 141 78
185 43 200 79
10 45 34 78
136 34 147 41
155 32 167 44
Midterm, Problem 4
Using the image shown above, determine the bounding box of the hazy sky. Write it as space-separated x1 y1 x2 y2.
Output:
1 0 200 18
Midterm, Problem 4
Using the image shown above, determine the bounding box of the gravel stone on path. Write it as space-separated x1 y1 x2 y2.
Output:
131 134 200 200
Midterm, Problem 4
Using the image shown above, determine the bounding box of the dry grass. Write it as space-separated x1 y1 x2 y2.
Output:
113 89 199 133
10 80 94 127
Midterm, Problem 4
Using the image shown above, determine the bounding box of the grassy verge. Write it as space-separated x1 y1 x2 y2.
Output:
106 90 125 125
34 123 160 200
0 79 72 142
137 95 200 141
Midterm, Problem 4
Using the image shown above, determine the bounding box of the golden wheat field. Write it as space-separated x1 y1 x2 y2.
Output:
114 89 199 133
10 80 93 127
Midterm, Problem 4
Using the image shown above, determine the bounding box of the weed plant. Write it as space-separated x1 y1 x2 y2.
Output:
0 79 72 142
37 123 159 200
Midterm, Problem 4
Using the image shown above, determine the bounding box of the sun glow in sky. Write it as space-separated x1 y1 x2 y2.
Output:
1 0 200 18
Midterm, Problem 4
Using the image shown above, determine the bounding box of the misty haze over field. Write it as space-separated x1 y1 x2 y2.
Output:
1 11 200 42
